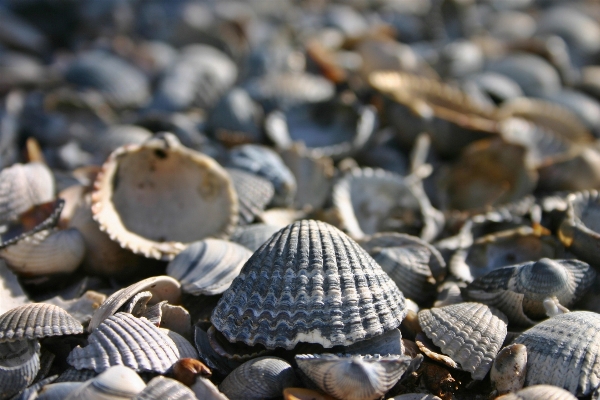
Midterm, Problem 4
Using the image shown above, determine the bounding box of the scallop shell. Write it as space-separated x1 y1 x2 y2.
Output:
211 220 407 349
332 168 443 241
558 190 600 267
219 356 299 400
417 302 508 380
91 133 238 260
295 354 412 400
491 344 528 395
465 258 595 326
0 162 54 224
229 223 280 252
513 311 600 396
68 313 188 373
496 385 577 400
226 168 274 225
167 239 252 296
361 233 446 304
0 339 40 400
133 376 196 400
0 303 83 342
64 365 146 400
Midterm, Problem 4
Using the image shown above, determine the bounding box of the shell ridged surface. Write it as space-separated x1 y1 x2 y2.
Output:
133 376 196 400
0 303 83 342
417 302 507 380
211 219 407 349
167 239 252 296
227 168 274 225
295 353 412 400
513 311 600 396
67 313 186 373
0 339 40 400
64 365 146 400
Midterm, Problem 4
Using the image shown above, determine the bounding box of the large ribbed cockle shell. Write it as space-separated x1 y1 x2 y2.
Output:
211 219 407 350
91 133 238 261
67 313 194 374
513 311 600 396
417 302 508 380
0 303 83 342
465 258 595 326
63 365 146 400
0 339 40 400
295 354 413 400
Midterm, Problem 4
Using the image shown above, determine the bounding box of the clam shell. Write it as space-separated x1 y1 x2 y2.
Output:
0 339 40 400
0 162 54 224
0 303 83 342
68 313 188 374
295 354 412 400
167 239 252 296
513 311 600 396
226 168 274 225
496 385 577 400
417 302 508 380
491 344 527 395
211 220 407 349
465 258 595 325
219 356 299 400
64 365 146 400
229 223 280 252
558 190 600 267
91 133 238 260
133 376 196 400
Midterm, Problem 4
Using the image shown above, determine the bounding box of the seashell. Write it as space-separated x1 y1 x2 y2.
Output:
513 311 600 396
265 100 377 160
465 258 595 326
65 50 150 109
463 72 524 105
54 367 97 383
88 275 181 332
496 384 577 400
35 382 83 400
537 146 600 192
226 168 274 225
558 190 600 268
167 238 252 296
193 322 245 376
0 51 46 90
361 233 446 304
417 302 508 380
0 303 83 342
332 168 444 241
154 303 192 341
229 223 280 252
207 325 273 363
160 328 199 360
64 365 146 400
0 162 54 224
211 220 407 349
258 207 307 228
92 125 153 163
43 290 107 325
219 356 299 400
133 376 196 400
191 377 228 400
172 358 211 386
283 387 336 400
491 343 527 395
68 313 189 374
0 261 29 315
227 144 296 208
540 89 600 137
91 133 238 260
295 354 412 400
0 339 40 400
343 328 404 356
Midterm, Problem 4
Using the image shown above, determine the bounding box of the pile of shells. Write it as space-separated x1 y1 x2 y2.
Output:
4 1 600 399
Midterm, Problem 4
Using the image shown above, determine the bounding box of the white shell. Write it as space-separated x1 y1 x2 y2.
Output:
132 376 196 400
64 365 146 400
491 344 527 395
0 261 29 315
0 339 40 399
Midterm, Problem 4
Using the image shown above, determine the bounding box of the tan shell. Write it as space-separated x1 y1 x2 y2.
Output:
91 133 238 260
491 344 527 395
0 303 83 342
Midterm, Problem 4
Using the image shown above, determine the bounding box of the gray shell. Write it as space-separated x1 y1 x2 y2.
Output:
167 239 252 296
418 302 508 380
559 190 600 267
55 367 97 383
0 261 29 315
229 224 280 252
211 220 407 349
219 356 298 400
133 376 196 400
0 303 83 342
227 169 274 226
465 258 595 325
513 311 600 396
191 377 228 400
0 339 40 400
491 344 528 395
295 354 412 400
68 313 188 373
64 365 146 400
498 384 577 400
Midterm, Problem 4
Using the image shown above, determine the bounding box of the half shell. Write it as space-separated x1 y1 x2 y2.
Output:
0 339 40 400
0 303 83 342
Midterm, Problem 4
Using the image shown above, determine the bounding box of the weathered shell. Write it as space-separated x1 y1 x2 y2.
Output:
167 238 252 296
332 168 443 241
219 356 299 400
465 258 595 326
496 385 577 400
0 339 40 400
211 220 407 349
133 376 196 400
226 168 274 225
91 133 238 260
229 223 280 252
417 302 508 380
88 275 181 332
513 311 600 396
0 162 54 224
64 365 146 400
558 190 600 268
191 377 228 400
361 233 446 304
296 354 412 400
0 303 83 342
68 313 190 374
491 344 528 395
